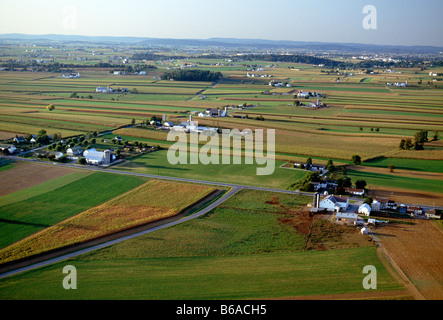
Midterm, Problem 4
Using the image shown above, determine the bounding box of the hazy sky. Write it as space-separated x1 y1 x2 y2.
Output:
0 0 442 46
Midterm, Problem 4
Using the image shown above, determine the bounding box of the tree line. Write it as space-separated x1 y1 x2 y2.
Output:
162 69 223 82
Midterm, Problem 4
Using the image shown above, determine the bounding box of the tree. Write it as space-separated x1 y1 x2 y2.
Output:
414 141 424 150
432 131 439 141
414 130 428 144
46 104 55 111
306 157 312 166
399 139 406 150
337 176 352 188
78 157 87 165
355 179 367 189
352 155 362 165
405 139 413 150
388 163 395 172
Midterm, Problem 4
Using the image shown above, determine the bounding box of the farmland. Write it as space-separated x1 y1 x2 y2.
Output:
0 39 442 302
0 189 406 300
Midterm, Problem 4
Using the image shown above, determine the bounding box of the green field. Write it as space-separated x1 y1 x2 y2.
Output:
0 190 403 299
116 149 307 189
363 157 443 173
346 169 443 193
0 172 147 249
0 247 402 300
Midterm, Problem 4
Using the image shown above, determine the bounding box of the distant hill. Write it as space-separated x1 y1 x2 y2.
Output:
0 33 442 55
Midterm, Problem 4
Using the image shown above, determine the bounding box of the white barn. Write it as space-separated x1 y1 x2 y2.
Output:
83 149 114 165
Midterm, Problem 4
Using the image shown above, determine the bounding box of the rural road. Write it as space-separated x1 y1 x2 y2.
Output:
0 185 241 279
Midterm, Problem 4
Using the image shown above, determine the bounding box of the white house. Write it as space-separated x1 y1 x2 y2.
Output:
371 200 381 212
52 152 64 160
358 203 372 216
0 144 16 154
297 92 310 98
13 136 25 143
67 146 83 156
319 195 349 212
346 188 365 197
96 87 109 93
163 121 174 127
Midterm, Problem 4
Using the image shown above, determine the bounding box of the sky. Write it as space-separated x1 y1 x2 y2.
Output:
0 0 442 46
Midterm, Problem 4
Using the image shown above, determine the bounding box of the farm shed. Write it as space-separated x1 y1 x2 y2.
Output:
335 212 358 224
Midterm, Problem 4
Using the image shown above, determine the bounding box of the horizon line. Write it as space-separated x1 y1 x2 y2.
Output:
1 33 443 50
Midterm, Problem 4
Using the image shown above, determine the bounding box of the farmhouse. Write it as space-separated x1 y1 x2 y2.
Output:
206 107 229 117
425 209 441 220
0 144 16 154
96 87 109 93
346 188 366 196
407 206 423 216
83 149 115 165
319 195 349 212
62 73 80 79
52 152 64 160
371 200 381 212
375 197 389 210
66 146 83 156
13 136 25 143
358 203 372 216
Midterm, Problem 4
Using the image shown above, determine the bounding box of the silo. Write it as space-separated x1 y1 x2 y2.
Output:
104 150 112 164
314 193 320 208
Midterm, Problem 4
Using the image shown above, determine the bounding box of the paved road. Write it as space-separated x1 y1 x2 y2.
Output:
0 186 241 279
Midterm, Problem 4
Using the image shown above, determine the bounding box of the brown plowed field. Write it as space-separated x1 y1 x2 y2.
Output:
373 219 443 300
0 161 79 196
368 187 443 207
